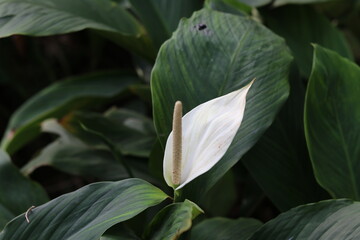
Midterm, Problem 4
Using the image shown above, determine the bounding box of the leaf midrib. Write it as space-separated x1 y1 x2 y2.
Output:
219 17 251 95
333 100 359 199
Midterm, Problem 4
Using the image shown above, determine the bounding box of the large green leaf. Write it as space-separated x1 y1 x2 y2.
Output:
143 200 203 240
262 5 353 77
0 0 154 58
151 9 292 201
0 150 48 230
250 199 360 239
190 217 262 240
242 66 328 211
1 71 139 154
0 179 167 240
304 45 360 199
128 0 202 51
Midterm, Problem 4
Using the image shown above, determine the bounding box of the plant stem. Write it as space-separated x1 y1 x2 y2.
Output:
173 188 182 203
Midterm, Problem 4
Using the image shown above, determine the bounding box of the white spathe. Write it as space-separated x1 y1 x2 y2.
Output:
163 80 254 190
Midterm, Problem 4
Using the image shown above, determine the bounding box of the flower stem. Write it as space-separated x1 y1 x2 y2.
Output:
173 189 183 203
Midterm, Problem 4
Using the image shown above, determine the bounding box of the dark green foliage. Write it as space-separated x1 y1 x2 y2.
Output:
1 0 360 239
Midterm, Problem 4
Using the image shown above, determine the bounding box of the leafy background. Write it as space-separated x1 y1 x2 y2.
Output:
0 0 360 239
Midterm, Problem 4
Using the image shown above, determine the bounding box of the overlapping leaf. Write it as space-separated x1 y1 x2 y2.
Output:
242 66 328 211
0 0 154 58
262 5 352 77
62 109 156 157
0 150 48 230
250 199 360 239
1 71 139 154
0 179 167 240
22 118 155 182
128 0 202 50
305 45 360 199
144 200 203 240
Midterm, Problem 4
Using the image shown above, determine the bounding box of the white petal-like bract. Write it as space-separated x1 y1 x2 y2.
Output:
163 80 254 189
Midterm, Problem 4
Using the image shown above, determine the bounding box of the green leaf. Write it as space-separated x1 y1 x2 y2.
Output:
128 0 202 50
0 0 154 59
151 9 292 201
273 0 334 7
236 0 271 7
262 5 353 77
0 179 168 240
63 109 156 158
143 200 203 240
1 71 140 154
101 236 138 240
204 0 252 16
304 45 360 199
250 199 360 239
0 0 141 36
242 66 328 211
190 217 262 240
21 119 154 182
0 150 48 230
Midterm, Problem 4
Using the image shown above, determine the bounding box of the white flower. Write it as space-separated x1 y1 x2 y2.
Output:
163 80 254 190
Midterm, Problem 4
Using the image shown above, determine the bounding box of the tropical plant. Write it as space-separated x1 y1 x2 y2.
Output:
0 0 360 239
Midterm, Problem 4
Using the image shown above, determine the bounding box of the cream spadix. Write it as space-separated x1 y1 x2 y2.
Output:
163 80 254 190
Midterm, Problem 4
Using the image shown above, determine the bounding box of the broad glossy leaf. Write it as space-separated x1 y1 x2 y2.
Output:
1 71 139 154
143 200 203 240
190 217 262 240
0 179 168 240
0 0 154 59
250 199 360 239
0 150 48 230
305 45 360 199
128 0 202 50
262 5 353 77
242 66 328 211
151 9 292 201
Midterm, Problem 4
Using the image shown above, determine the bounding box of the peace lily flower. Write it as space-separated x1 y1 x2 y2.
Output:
163 80 254 190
